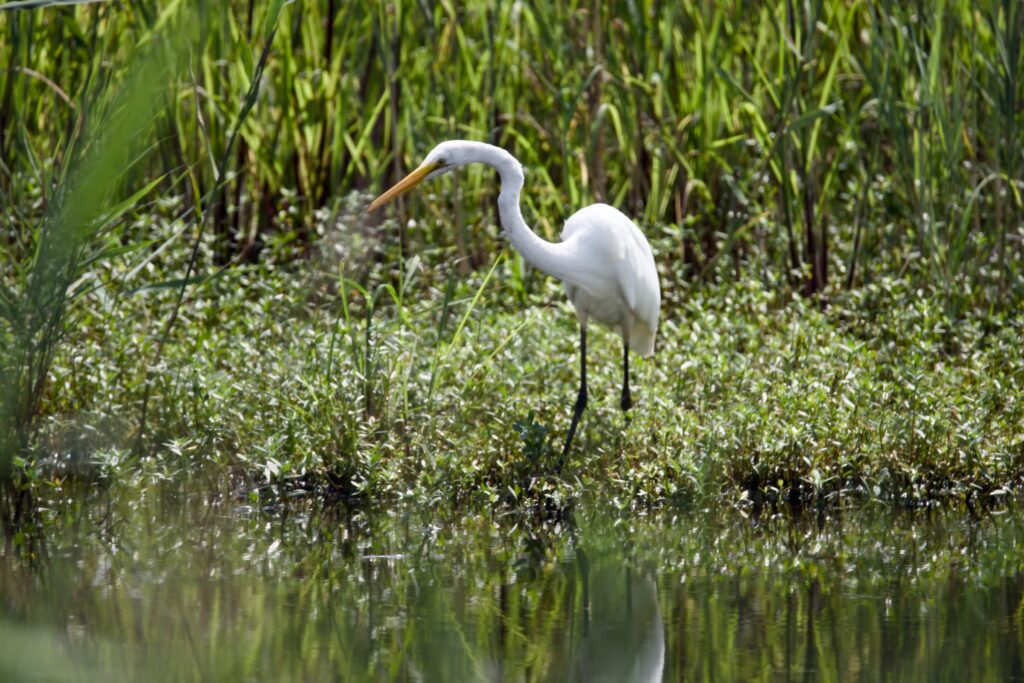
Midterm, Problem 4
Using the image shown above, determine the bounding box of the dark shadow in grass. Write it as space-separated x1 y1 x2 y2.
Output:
508 411 582 517
513 410 551 471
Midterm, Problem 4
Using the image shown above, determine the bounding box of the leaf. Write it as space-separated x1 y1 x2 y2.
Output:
785 102 841 134
714 64 754 102
89 175 167 237
0 0 104 9
0 282 21 326
130 270 227 295
80 239 159 270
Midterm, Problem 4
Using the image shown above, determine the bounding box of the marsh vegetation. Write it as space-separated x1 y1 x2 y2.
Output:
1 1 1023 677
2 0 1021 509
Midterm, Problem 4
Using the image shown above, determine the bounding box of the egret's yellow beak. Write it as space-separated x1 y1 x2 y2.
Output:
367 161 443 212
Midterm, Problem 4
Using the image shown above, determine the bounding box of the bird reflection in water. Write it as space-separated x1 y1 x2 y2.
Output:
568 549 665 683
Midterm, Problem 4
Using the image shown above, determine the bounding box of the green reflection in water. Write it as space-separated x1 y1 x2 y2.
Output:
1 483 1023 681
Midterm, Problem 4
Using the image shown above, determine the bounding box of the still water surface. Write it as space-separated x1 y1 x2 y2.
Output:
1 482 1022 681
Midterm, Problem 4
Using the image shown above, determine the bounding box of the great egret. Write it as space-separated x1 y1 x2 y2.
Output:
368 141 660 467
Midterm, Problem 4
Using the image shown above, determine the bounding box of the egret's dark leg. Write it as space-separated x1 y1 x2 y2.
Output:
558 324 588 472
620 343 633 412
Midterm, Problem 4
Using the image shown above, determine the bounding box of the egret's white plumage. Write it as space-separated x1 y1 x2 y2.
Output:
559 203 660 356
368 140 661 465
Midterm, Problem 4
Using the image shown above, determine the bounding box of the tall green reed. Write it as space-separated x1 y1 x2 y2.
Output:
0 3 190 491
4 1 1021 309
858 0 1024 314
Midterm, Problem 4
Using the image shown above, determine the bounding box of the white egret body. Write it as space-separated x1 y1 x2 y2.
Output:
369 141 660 466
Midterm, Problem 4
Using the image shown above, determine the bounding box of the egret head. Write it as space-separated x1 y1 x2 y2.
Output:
367 141 469 211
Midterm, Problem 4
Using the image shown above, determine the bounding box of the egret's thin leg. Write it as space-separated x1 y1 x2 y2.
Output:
620 343 633 412
558 325 588 471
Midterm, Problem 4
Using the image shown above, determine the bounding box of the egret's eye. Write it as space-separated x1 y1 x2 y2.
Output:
436 158 447 167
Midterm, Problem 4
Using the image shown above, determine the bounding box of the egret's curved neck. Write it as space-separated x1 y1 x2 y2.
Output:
462 143 572 281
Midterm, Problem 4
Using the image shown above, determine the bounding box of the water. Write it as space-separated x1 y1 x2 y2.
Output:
1 481 1023 681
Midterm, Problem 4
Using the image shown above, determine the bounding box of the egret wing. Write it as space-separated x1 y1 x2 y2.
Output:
617 219 661 334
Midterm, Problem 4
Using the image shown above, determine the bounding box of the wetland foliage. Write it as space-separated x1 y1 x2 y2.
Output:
0 1 1022 511
2 1 1024 680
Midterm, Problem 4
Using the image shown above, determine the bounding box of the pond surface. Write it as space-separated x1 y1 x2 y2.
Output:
1 480 1023 681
